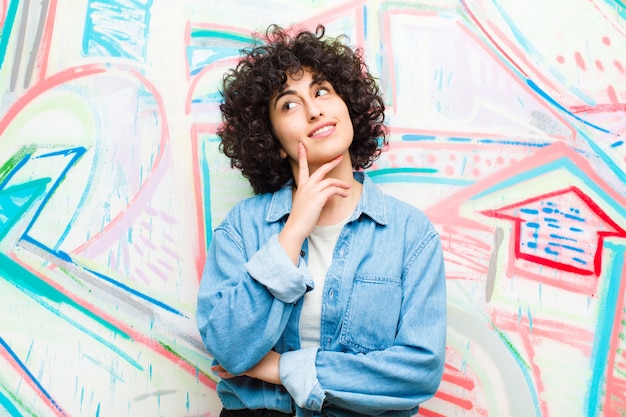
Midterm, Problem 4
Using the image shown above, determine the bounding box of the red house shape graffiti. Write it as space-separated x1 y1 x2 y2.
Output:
482 186 626 277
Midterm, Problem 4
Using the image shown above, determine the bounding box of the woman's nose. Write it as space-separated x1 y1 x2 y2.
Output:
306 101 323 120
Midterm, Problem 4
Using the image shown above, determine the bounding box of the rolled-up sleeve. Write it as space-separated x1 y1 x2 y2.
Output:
197 227 311 375
246 234 313 304
280 347 325 410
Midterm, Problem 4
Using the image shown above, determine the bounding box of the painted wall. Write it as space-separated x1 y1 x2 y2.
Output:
0 0 624 416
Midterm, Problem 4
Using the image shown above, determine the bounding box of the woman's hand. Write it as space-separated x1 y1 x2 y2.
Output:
279 143 352 264
211 350 282 385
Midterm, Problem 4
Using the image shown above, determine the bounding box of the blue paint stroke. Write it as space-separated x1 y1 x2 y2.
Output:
0 253 143 369
17 148 86 240
486 1 598 105
3 148 186 317
82 0 153 61
402 134 437 141
0 178 51 240
84 266 187 317
527 79 611 134
0 337 65 415
478 138 551 147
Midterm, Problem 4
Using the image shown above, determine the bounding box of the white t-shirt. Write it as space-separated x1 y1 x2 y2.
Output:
299 219 347 348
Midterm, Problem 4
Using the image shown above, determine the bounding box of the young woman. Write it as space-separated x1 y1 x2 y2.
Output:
196 24 447 417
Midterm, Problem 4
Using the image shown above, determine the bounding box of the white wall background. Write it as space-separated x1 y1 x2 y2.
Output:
0 0 625 416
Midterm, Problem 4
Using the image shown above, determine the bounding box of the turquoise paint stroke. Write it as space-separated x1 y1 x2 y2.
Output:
190 29 253 44
0 179 50 240
0 0 20 69
402 134 437 141
201 139 212 247
367 166 476 184
368 167 438 176
586 241 626 416
471 155 626 221
0 337 64 416
0 253 125 335
605 0 626 19
0 391 23 417
0 253 144 370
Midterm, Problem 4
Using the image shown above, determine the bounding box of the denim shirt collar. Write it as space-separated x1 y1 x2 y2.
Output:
265 171 388 226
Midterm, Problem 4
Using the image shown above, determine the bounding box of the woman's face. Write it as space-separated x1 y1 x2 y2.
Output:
269 68 354 173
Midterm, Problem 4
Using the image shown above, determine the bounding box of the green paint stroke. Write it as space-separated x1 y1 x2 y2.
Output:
489 320 531 370
0 146 38 183
159 341 217 383
0 380 35 417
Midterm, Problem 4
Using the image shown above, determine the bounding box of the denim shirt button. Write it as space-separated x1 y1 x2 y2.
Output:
329 289 334 298
300 250 305 257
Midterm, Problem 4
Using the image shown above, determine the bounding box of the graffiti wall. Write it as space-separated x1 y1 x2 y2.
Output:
0 0 624 416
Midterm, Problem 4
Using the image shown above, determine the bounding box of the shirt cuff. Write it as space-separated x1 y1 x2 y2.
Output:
280 347 325 411
245 234 312 304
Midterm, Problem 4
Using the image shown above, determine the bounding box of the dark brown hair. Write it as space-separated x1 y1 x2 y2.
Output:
217 24 388 194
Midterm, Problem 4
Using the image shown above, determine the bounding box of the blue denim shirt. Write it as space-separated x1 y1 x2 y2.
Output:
196 172 446 417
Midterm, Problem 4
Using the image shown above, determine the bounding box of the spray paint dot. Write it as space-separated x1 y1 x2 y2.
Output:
608 85 618 103
574 52 586 71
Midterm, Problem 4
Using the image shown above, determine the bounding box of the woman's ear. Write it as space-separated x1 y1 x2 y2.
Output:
279 148 288 159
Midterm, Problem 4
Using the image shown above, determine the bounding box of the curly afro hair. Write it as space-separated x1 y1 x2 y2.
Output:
217 24 388 195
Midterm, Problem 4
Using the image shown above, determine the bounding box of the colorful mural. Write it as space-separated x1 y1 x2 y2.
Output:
0 0 624 416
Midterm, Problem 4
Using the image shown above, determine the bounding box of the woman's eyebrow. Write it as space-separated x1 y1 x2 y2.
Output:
273 88 295 108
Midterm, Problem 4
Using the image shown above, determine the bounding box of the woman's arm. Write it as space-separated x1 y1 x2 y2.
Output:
212 350 281 385
281 231 447 413
196 223 308 376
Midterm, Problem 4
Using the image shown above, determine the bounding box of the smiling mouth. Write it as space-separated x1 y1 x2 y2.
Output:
310 124 334 137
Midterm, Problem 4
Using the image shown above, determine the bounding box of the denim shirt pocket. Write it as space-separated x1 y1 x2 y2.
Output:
339 274 402 353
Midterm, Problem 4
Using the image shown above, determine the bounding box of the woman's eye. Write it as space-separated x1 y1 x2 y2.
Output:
282 101 297 111
316 87 330 97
